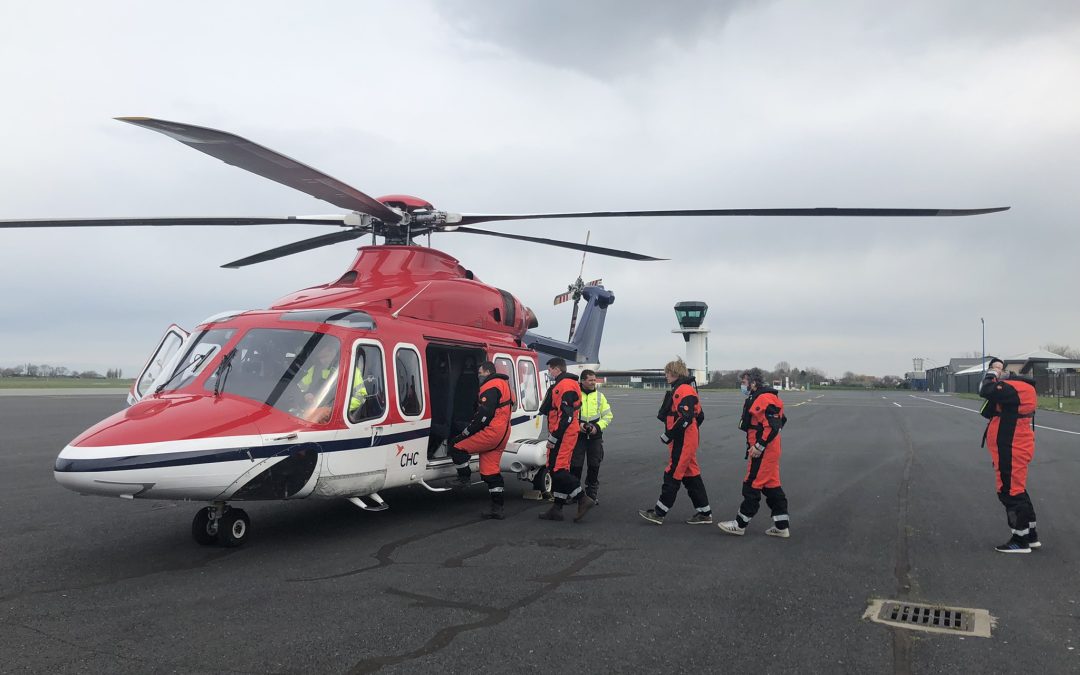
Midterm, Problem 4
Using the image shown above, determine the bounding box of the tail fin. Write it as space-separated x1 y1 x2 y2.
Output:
524 285 615 366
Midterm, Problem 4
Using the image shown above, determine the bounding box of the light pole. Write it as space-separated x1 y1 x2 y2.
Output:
981 317 986 376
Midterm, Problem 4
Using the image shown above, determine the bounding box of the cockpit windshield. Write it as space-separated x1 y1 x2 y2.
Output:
202 328 343 422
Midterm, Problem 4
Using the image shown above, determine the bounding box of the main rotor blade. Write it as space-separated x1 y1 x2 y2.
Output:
0 216 347 228
456 206 1010 226
117 117 402 224
450 226 664 261
222 228 369 268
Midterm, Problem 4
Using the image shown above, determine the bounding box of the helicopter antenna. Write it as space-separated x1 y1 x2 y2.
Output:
553 231 602 341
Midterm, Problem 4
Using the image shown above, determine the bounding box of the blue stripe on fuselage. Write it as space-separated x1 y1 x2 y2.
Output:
55 414 538 473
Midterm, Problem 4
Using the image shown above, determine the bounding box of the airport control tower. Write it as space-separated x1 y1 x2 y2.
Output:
673 301 710 384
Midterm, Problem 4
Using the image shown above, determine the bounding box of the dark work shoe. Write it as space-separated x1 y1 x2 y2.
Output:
685 512 713 525
538 505 564 521
995 536 1031 554
638 509 664 525
573 495 596 523
1027 529 1041 549
481 505 505 520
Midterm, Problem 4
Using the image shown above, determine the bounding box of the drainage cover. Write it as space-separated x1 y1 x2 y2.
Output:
864 600 993 638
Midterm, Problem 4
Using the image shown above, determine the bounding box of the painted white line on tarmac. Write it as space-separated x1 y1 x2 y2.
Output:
910 395 1080 435
893 402 902 407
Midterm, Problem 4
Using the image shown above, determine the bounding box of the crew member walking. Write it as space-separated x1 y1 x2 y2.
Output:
449 361 515 520
639 358 712 525
718 368 791 538
979 357 1040 553
538 358 591 522
571 369 612 508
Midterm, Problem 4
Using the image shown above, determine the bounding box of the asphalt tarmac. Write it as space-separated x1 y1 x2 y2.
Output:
2 389 1079 674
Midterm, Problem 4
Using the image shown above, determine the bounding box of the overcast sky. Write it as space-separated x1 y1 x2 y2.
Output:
1 1 1078 378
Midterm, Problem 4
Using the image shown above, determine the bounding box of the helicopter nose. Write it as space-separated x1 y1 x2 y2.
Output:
54 446 154 498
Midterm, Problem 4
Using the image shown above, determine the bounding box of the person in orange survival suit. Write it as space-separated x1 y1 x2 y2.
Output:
718 367 790 538
638 358 712 525
980 357 1040 553
537 357 590 522
449 361 515 520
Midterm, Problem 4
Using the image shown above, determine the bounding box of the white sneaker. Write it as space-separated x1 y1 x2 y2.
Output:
717 520 745 536
765 526 790 538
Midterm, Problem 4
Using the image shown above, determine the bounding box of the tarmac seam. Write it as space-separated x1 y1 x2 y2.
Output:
890 407 916 675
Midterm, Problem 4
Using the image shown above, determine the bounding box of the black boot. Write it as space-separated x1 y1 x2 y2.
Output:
452 467 471 488
481 502 505 520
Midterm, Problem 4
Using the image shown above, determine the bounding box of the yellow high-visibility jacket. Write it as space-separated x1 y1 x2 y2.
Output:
301 365 366 413
580 389 613 433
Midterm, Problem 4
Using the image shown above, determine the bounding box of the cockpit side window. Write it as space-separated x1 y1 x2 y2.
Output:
159 328 237 393
348 344 386 424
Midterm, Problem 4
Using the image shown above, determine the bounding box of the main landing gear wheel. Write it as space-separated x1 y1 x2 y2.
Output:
192 506 219 545
541 470 552 496
218 508 251 547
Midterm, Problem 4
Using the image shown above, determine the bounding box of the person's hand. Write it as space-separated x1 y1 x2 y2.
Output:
749 442 765 458
310 406 332 424
546 441 554 450
304 392 315 404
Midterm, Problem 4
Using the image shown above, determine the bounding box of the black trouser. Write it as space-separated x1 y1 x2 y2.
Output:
450 447 471 474
656 471 710 516
998 489 1036 537
570 434 604 500
736 482 789 530
483 472 505 507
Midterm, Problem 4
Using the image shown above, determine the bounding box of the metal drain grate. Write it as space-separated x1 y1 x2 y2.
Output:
879 602 972 631
864 599 993 638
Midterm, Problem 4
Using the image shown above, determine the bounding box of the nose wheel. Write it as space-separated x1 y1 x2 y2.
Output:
191 503 251 547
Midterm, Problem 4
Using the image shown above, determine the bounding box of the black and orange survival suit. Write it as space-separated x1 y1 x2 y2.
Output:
538 371 582 510
651 376 710 519
451 372 514 517
980 372 1039 545
735 386 788 530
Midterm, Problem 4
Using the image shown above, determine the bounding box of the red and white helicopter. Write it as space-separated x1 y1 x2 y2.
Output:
0 118 1008 546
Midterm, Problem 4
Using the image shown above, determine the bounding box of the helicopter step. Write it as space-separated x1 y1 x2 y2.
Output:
348 493 389 512
192 502 251 547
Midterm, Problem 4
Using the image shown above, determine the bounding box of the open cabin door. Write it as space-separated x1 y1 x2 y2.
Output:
128 324 189 405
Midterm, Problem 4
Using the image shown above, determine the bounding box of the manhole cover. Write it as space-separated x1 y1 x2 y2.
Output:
864 599 993 638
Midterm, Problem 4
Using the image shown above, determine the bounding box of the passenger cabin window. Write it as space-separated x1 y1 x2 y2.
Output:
517 358 540 411
160 328 237 393
395 347 424 417
494 357 517 410
349 344 386 424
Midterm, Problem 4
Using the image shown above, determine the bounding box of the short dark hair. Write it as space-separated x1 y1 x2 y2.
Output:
581 369 596 379
479 360 497 374
987 356 1004 368
740 367 766 386
546 357 567 372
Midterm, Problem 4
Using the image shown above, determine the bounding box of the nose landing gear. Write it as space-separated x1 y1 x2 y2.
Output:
192 502 251 547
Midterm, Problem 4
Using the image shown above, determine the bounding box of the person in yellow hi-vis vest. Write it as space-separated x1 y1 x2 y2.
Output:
571 369 613 508
299 340 366 423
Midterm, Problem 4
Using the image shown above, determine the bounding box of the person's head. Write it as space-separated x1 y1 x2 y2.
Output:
478 360 496 379
987 357 1005 377
546 357 567 380
664 358 689 384
314 340 338 367
740 367 765 394
581 369 597 391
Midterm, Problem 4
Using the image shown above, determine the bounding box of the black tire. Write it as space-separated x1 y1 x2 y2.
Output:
217 508 251 548
191 507 219 546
